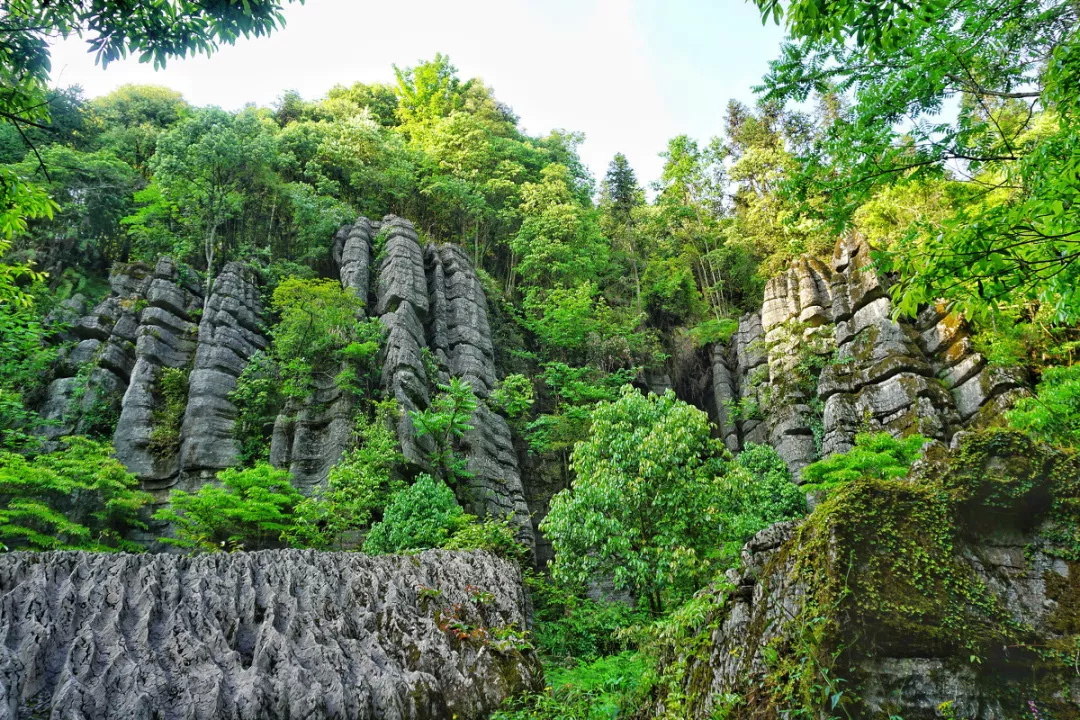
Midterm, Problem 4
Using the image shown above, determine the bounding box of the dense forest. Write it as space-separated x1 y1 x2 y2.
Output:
1 0 1079 718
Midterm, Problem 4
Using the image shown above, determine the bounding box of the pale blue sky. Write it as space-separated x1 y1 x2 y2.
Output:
49 0 785 186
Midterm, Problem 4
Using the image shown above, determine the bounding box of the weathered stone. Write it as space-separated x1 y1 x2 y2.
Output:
662 434 1080 719
0 550 543 720
179 263 267 488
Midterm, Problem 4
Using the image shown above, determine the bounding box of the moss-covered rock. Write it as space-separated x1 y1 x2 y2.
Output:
657 429 1080 719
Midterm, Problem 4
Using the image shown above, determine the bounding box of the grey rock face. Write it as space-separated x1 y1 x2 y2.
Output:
39 264 160 442
178 262 269 493
712 236 1027 477
0 549 543 720
113 258 202 486
36 215 534 553
424 243 532 547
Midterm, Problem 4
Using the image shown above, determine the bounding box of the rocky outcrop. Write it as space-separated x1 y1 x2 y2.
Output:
712 236 1026 478
113 258 202 485
37 215 534 550
0 549 543 720
39 262 198 445
662 430 1080 719
177 262 268 494
424 243 532 544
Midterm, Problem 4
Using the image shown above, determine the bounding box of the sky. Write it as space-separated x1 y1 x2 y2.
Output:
48 0 785 186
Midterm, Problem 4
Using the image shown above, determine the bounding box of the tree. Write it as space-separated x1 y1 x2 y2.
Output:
286 402 405 549
88 85 189 175
541 386 729 614
600 153 646 310
134 107 275 303
154 463 303 552
409 377 479 484
0 0 299 307
393 54 471 128
0 436 150 551
752 0 1080 322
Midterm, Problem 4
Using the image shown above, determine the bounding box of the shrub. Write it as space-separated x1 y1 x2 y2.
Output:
714 442 807 563
1006 364 1080 450
285 402 404 549
0 436 150 551
154 463 303 551
363 474 467 554
443 515 529 565
801 431 927 495
147 365 189 459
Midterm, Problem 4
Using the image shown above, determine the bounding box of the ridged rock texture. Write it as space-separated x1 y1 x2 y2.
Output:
0 549 543 720
38 259 266 500
665 431 1080 719
711 235 1026 479
36 215 534 550
266 215 533 548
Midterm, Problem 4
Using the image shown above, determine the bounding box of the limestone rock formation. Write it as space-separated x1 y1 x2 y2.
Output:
36 215 535 550
40 261 199 446
712 236 1026 478
0 549 542 720
178 262 269 494
662 431 1080 719
113 258 202 486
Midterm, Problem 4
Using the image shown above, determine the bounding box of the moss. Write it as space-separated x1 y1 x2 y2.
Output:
675 428 1080 719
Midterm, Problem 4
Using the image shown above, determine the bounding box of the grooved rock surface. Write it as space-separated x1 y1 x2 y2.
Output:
37 215 534 552
0 550 543 720
711 236 1027 478
39 264 161 443
114 258 202 485
178 262 268 493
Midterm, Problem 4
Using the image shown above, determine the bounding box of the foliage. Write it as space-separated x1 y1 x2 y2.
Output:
542 386 729 614
0 436 149 551
0 299 55 449
147 365 190 460
269 277 382 399
715 443 807 563
490 373 534 423
409 377 478 484
443 515 529 566
801 432 927 496
363 473 467 554
1007 364 1080 450
492 652 647 720
527 572 647 662
230 351 283 465
154 463 303 552
285 402 404 549
752 0 1080 323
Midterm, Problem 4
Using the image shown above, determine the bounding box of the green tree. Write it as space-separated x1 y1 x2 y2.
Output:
715 443 807 563
129 107 275 301
0 436 150 551
87 84 189 175
752 0 1080 322
541 386 729 614
362 473 467 554
394 53 471 128
410 377 479 484
269 277 382 400
154 463 303 552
